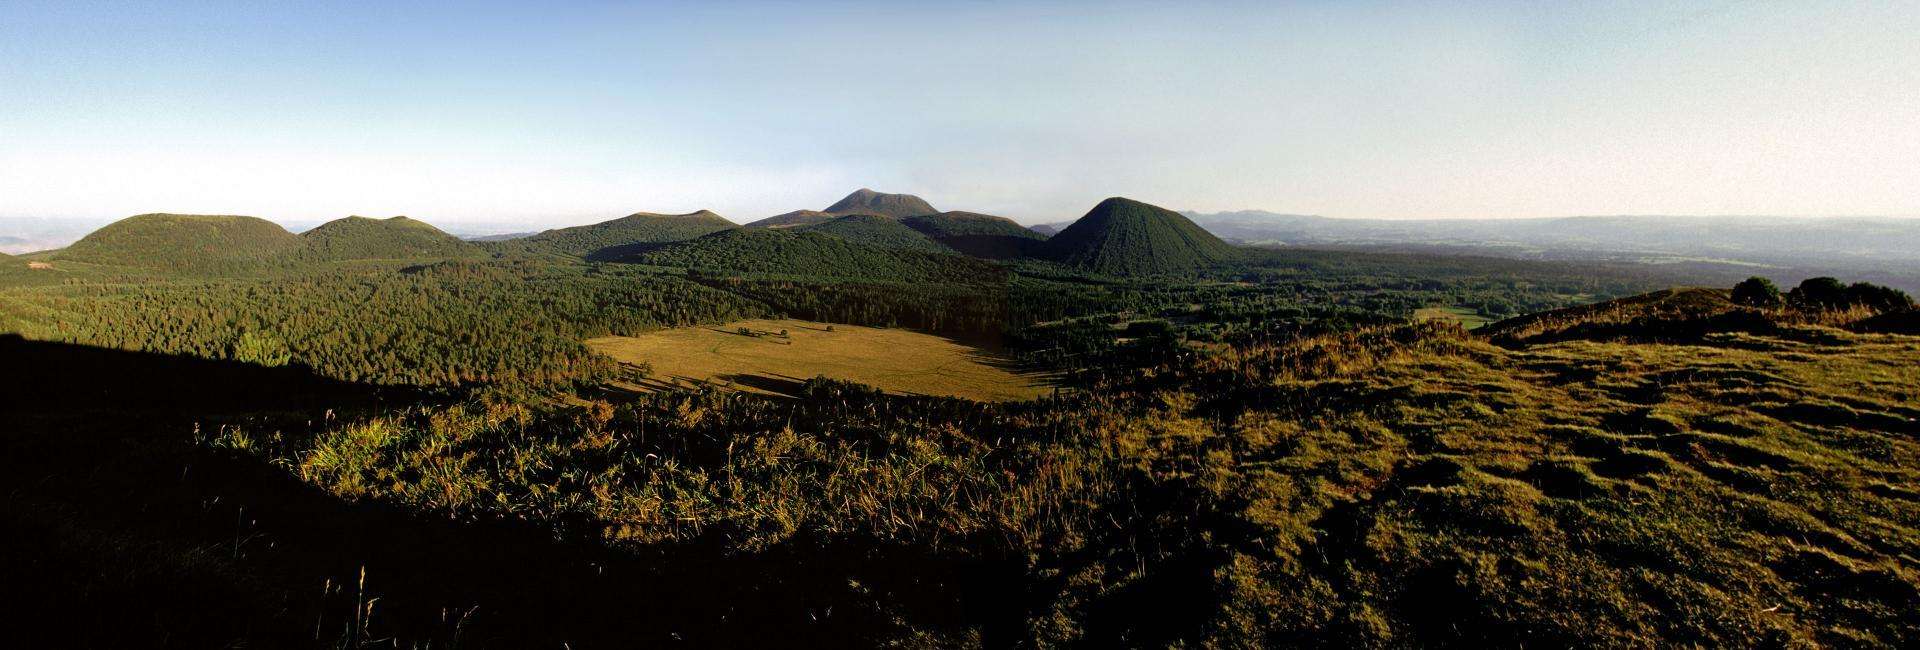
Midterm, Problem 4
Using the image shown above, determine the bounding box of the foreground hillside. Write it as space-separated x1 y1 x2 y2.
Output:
7 272 1916 646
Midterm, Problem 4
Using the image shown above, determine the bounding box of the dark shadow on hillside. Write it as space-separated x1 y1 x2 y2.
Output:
717 372 811 398
0 336 1027 647
0 334 408 413
937 234 1047 260
583 241 672 262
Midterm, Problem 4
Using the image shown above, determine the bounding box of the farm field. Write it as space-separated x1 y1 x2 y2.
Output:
587 318 1054 401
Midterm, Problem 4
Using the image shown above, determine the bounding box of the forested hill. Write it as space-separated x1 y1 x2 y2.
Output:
903 211 1048 259
793 214 953 252
296 216 485 261
493 210 737 260
628 228 1002 284
822 188 939 218
55 214 302 271
1041 197 1237 274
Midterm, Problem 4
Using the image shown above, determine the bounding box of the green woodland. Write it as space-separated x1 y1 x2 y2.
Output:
3 193 1918 647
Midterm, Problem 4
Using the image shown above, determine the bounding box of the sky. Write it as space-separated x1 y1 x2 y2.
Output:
2 1 1917 229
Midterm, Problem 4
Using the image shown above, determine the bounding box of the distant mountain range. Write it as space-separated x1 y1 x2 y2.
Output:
22 192 1920 287
1179 210 1920 267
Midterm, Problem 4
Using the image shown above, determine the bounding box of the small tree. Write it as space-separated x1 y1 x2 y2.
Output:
1731 276 1783 308
232 331 291 367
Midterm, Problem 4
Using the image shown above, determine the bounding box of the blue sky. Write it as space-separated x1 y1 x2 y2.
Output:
2 1 1917 227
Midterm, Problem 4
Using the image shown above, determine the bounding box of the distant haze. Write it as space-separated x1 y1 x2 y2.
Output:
2 2 1918 227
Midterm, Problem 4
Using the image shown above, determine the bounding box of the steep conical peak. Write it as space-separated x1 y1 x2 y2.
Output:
823 189 939 218
1039 197 1236 275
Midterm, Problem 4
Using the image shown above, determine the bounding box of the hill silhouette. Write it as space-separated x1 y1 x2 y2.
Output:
627 228 1000 284
56 214 301 272
902 211 1047 259
1029 224 1061 237
297 216 484 261
822 188 939 218
1039 197 1236 275
794 214 952 252
501 210 736 261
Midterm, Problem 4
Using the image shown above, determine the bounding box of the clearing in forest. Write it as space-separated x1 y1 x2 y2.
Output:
1414 305 1494 330
587 319 1054 401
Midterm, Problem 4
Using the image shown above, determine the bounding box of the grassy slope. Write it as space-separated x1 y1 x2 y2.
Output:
1042 197 1238 275
793 214 953 252
55 214 301 272
296 216 485 261
1166 319 1920 646
629 228 1003 284
497 211 737 260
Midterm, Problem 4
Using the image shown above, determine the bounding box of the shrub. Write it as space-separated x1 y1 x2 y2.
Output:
1786 277 1849 310
1846 282 1914 312
1731 276 1783 308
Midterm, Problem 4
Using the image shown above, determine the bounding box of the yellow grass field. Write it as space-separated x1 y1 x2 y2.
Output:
587 319 1055 402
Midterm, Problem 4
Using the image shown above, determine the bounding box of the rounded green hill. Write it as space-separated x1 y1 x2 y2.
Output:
298 216 484 261
57 213 300 271
902 211 1047 259
502 210 737 260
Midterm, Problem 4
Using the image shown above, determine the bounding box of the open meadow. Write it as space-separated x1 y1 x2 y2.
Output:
588 318 1054 401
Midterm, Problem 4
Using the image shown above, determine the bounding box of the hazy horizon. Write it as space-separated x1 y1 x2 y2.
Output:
4 1 1918 227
